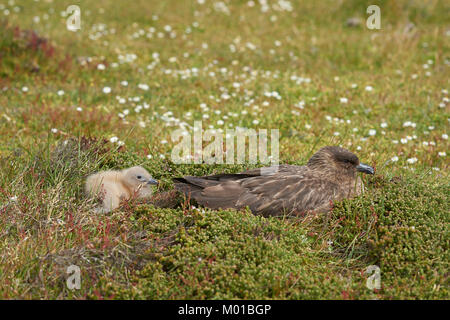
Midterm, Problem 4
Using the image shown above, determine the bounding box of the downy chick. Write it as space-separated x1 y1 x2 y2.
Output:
85 166 158 213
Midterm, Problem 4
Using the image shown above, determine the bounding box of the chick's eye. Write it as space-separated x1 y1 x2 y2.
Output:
137 175 142 179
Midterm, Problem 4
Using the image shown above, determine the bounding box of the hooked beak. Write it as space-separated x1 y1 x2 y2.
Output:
147 178 159 185
356 163 375 174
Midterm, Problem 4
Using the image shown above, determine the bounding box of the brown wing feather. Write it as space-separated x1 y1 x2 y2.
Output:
173 165 342 216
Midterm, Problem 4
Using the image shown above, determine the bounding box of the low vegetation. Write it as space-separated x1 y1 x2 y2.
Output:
0 0 448 299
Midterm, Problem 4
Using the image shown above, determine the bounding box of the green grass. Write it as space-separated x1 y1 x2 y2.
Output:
0 0 448 299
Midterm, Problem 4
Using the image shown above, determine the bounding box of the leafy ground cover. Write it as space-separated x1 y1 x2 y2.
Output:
0 0 448 299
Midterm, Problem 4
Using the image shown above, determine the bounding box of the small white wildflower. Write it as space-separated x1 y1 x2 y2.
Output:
51 128 58 134
442 134 448 140
103 86 111 94
391 156 399 162
368 129 377 136
110 136 119 143
339 97 348 104
407 157 417 164
365 86 373 92
97 63 106 70
138 83 149 91
438 151 446 157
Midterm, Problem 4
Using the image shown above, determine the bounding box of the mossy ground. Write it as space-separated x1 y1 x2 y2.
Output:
0 0 448 299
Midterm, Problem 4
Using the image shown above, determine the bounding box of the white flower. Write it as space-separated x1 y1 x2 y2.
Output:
51 128 58 133
400 138 408 144
403 121 416 128
10 196 18 202
57 90 64 96
438 151 446 157
365 86 373 92
339 97 348 104
146 154 153 159
351 83 358 88
407 157 417 164
22 86 29 92
391 156 399 162
110 136 119 143
442 134 448 140
138 83 149 91
103 86 111 94
368 129 377 136
76 107 83 112
97 63 106 70
121 81 128 86
380 122 388 128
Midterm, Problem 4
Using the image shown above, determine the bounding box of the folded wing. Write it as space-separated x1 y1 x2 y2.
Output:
173 165 340 216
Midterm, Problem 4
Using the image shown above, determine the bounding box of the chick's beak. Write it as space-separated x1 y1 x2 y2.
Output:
147 178 159 185
356 163 375 174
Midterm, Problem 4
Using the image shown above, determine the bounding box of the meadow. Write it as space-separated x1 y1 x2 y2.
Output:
0 0 448 299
